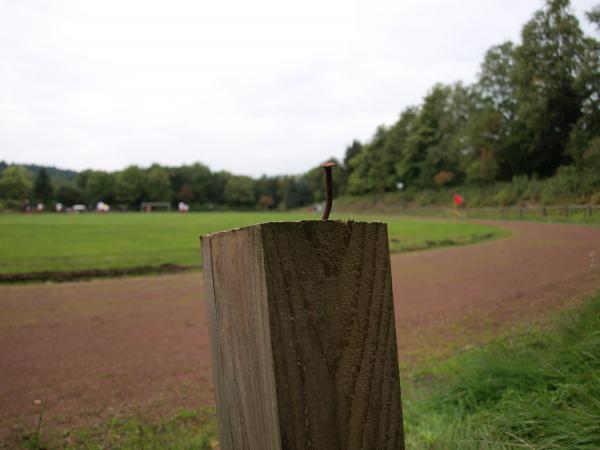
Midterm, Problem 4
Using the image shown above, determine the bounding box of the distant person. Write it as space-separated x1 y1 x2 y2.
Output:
453 193 464 208
96 201 110 213
178 202 189 213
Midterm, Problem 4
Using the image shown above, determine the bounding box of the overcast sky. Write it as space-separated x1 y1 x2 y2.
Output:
0 0 597 176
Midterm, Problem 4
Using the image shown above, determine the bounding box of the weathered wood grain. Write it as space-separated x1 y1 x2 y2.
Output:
202 226 281 449
202 221 404 450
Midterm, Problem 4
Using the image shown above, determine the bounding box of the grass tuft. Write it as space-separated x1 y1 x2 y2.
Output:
404 292 600 449
58 408 218 450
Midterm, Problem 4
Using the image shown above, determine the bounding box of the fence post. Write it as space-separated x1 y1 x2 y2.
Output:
542 206 547 217
202 221 405 450
588 206 593 218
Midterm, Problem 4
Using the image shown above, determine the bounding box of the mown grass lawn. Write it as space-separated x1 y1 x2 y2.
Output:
0 212 504 275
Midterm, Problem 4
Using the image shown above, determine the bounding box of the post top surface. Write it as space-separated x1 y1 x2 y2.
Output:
200 219 386 241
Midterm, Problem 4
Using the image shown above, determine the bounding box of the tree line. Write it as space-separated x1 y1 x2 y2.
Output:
0 162 344 210
344 0 599 196
1 0 598 211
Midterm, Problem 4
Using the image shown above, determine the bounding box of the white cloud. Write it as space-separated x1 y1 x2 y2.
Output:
0 0 597 176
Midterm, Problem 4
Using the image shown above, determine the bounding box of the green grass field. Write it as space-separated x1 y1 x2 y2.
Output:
0 212 504 275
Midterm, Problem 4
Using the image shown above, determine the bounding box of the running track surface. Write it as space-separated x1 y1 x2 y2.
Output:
1 220 599 443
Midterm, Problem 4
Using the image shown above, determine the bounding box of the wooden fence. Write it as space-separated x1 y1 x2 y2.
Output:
342 204 600 221
460 204 599 220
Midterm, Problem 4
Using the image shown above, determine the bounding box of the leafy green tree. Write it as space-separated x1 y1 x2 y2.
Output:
347 123 408 195
224 175 255 207
512 0 587 176
280 176 311 208
33 167 54 204
382 108 416 187
396 84 469 188
0 166 32 203
346 143 371 195
169 163 213 205
255 175 281 207
56 184 85 206
145 165 172 201
567 7 600 165
86 171 115 204
206 171 230 205
396 87 446 188
477 42 517 121
463 109 502 183
343 140 363 170
473 42 528 180
75 169 91 191
175 184 194 204
366 125 396 193
332 159 349 196
115 165 146 207
587 5 600 28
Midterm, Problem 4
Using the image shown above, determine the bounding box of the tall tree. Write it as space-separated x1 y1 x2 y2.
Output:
367 125 397 193
206 171 231 205
397 84 464 188
0 166 32 204
280 176 311 208
567 6 600 165
473 42 528 180
587 4 600 28
255 175 281 208
145 165 172 202
173 163 213 204
33 167 54 204
115 166 145 207
513 0 587 176
224 176 256 207
343 140 363 170
477 42 517 121
55 185 85 206
85 171 115 204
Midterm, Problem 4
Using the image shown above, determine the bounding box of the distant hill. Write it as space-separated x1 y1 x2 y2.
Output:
0 161 78 184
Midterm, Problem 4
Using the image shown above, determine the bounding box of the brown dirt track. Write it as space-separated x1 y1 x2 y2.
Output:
1 220 599 445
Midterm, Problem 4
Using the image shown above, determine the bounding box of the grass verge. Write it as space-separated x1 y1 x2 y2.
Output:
22 409 218 450
403 291 600 449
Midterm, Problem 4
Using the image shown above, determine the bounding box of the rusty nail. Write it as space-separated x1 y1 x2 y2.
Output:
320 161 335 220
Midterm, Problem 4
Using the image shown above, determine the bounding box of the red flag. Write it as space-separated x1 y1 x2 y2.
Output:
453 193 463 206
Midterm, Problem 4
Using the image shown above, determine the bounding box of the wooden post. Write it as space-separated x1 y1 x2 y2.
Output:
202 221 405 450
